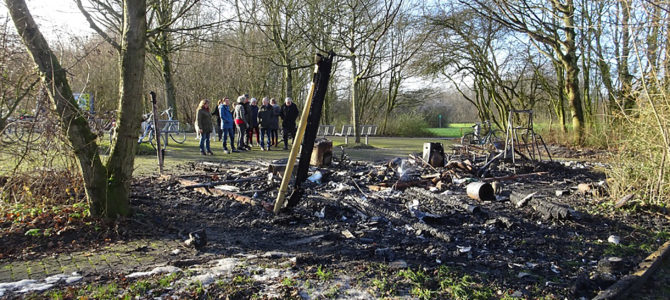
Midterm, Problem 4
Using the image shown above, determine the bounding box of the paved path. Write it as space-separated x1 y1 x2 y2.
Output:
0 239 185 282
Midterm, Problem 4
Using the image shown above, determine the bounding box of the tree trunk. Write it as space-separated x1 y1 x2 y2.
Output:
6 0 109 215
560 0 584 143
618 1 634 112
350 56 361 143
104 0 147 217
160 49 177 115
284 64 294 101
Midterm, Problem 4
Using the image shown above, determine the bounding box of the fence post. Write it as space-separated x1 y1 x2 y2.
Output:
149 91 164 174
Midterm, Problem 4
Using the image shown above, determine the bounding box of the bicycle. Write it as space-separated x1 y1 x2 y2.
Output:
160 107 186 144
461 120 504 149
137 111 166 150
136 107 186 149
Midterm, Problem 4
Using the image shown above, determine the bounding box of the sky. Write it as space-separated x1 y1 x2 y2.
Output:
2 0 93 40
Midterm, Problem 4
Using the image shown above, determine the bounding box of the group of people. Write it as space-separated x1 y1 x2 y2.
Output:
194 94 300 155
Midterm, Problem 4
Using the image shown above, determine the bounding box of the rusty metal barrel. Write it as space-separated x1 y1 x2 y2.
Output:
466 182 495 201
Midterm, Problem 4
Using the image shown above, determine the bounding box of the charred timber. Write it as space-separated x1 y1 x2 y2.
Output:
286 52 334 208
510 191 578 220
406 187 480 214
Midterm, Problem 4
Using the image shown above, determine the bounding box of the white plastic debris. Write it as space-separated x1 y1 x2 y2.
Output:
214 185 239 192
314 207 325 218
171 249 181 255
457 245 472 253
307 171 323 184
608 235 621 245
550 262 561 274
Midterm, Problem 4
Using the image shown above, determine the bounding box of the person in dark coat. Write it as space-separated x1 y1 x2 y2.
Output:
195 99 214 155
280 97 299 150
212 99 223 141
270 98 280 147
257 97 274 151
242 95 252 148
247 98 260 147
218 97 237 153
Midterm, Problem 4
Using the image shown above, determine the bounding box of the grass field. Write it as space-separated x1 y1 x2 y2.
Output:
426 123 474 137
0 131 457 176
129 134 455 175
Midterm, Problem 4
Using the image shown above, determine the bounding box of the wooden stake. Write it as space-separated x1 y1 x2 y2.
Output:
273 63 320 213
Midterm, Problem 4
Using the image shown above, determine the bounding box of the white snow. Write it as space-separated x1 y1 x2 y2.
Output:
0 272 82 295
126 266 181 279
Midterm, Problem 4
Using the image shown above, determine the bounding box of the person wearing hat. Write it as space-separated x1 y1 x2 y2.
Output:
280 97 299 150
234 95 248 151
195 99 214 155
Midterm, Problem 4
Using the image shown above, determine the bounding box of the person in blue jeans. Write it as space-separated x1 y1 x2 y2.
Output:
195 99 213 155
218 97 237 153
257 97 274 151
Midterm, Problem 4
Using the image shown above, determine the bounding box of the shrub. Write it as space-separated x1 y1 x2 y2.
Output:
382 112 435 137
607 89 670 207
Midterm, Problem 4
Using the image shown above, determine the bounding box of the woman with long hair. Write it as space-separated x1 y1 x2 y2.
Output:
195 99 214 155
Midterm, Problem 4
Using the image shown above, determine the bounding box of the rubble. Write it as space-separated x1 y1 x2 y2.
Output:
153 140 667 298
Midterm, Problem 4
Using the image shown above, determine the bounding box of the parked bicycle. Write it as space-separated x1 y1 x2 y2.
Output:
137 107 186 149
461 120 504 149
1 113 58 145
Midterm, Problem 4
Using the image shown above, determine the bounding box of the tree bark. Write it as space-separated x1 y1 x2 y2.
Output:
618 1 634 112
558 0 584 143
104 0 147 217
350 56 361 144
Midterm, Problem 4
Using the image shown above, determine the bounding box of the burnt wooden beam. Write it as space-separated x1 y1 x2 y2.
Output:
286 52 335 208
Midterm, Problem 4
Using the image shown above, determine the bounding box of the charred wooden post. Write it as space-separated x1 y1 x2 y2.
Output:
310 139 333 167
284 52 334 209
422 143 445 168
510 190 576 220
406 187 480 214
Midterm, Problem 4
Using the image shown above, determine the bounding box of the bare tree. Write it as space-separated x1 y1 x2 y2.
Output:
6 0 147 217
232 0 313 100
469 0 586 143
313 0 402 143
0 16 38 131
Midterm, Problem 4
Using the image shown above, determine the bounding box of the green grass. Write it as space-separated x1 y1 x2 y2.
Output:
426 123 474 138
0 133 456 176
121 133 455 175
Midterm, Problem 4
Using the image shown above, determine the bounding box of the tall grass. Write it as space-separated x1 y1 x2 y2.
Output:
607 92 670 207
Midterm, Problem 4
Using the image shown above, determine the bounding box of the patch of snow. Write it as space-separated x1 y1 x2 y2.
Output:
0 277 74 295
126 266 181 279
18 283 53 293
189 273 216 286
261 251 294 258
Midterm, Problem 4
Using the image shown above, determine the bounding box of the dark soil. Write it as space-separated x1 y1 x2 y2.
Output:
2 149 669 299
